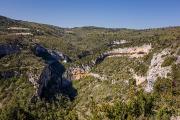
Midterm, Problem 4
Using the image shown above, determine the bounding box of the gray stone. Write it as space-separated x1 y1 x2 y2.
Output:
0 44 20 58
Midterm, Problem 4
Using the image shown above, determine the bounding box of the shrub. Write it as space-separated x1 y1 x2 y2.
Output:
161 56 176 67
156 107 172 120
154 77 172 94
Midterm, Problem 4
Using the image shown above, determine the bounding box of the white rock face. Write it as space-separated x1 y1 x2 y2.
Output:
28 72 39 88
7 27 30 30
14 33 33 36
111 40 127 45
107 44 152 58
89 73 107 80
145 48 171 92
7 27 33 36
170 116 180 120
176 56 180 64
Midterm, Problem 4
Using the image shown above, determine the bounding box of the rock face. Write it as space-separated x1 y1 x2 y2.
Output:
7 27 30 30
91 44 152 66
107 44 151 58
48 50 72 63
32 44 75 100
145 48 171 92
89 73 107 80
33 44 71 63
33 44 48 58
66 65 106 81
67 66 90 80
108 40 128 46
37 61 65 99
170 116 180 120
28 72 39 88
0 43 20 58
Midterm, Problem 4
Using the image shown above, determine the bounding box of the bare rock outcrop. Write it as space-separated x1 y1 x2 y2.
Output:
91 44 152 66
0 43 20 58
67 65 90 80
89 73 107 80
67 65 106 81
33 44 71 63
108 40 128 46
7 27 30 30
107 44 152 58
31 44 75 100
145 48 171 92
28 72 40 88
48 50 72 63
170 116 180 120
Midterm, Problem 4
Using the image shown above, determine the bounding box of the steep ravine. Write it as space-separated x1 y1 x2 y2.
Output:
0 40 77 101
32 44 77 100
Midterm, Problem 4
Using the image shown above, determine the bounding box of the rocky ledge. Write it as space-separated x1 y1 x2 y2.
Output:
0 43 20 58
